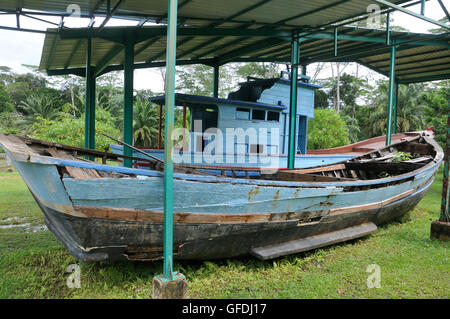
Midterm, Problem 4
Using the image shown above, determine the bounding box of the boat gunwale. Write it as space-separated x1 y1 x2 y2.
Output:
0 133 443 189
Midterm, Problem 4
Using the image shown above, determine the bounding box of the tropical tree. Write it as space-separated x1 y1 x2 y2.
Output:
17 94 60 125
307 109 350 149
133 97 161 148
31 108 120 150
235 62 280 79
423 82 449 148
0 83 14 113
365 81 427 137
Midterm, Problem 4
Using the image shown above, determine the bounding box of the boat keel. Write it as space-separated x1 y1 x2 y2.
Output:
250 222 378 260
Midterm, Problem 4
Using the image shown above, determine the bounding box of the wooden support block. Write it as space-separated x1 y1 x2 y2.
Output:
250 222 377 260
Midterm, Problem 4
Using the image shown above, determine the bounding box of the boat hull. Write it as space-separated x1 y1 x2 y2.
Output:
0 132 442 262
34 177 432 262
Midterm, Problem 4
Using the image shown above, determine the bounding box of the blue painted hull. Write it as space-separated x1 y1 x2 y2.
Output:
0 133 443 261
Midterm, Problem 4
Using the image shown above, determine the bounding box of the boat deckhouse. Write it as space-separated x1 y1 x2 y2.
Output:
149 73 321 157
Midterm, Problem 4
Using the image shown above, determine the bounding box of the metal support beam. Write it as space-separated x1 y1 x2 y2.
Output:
372 0 450 30
398 73 450 84
213 65 219 98
386 45 396 146
95 44 123 77
85 38 96 158
386 12 391 45
172 0 273 60
393 81 398 134
98 0 123 30
287 38 299 169
334 27 338 56
158 104 163 149
216 38 285 64
162 0 178 281
440 111 450 222
437 0 450 21
123 31 134 168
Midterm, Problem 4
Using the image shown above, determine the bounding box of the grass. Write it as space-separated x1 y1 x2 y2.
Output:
0 159 448 299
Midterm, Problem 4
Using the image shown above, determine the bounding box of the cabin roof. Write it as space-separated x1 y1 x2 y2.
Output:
237 77 323 89
149 93 287 111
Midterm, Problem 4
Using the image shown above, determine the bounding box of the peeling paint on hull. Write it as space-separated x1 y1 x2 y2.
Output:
0 132 442 261
35 181 430 262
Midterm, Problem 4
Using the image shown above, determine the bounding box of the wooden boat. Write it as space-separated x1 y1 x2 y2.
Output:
0 131 443 261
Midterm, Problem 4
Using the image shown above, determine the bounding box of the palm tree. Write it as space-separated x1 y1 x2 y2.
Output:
17 94 60 125
366 81 426 137
133 98 160 148
396 84 426 132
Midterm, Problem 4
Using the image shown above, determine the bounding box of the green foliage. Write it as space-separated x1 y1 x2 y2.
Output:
31 109 120 151
423 83 448 149
307 109 350 150
235 62 279 79
0 112 22 134
0 84 14 113
133 97 161 148
392 152 413 162
17 94 60 125
176 64 238 98
365 81 427 138
314 89 329 109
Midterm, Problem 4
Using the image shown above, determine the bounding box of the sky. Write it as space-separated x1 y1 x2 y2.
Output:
0 1 447 92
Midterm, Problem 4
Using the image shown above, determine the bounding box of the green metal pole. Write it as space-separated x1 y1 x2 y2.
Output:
287 38 299 169
386 12 391 45
334 27 338 57
440 109 450 222
163 0 178 281
85 38 95 160
123 30 134 168
213 65 219 98
393 81 398 134
386 45 396 146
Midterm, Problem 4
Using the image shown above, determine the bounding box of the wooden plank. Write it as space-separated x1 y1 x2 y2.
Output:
404 156 432 163
345 161 425 174
47 148 101 179
399 142 432 155
250 222 377 260
276 171 356 182
284 164 346 174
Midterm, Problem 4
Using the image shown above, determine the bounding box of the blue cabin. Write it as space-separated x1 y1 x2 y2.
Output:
149 72 321 158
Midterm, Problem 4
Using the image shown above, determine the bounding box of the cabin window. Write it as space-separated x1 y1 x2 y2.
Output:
236 107 250 120
267 111 280 122
250 144 264 154
252 109 265 121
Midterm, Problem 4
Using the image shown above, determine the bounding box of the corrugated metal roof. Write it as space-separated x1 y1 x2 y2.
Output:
39 24 450 84
0 0 411 28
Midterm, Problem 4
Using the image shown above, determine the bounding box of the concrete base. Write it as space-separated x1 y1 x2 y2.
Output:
152 274 189 299
430 220 450 241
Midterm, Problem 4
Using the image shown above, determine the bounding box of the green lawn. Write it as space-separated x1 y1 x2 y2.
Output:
0 160 448 299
